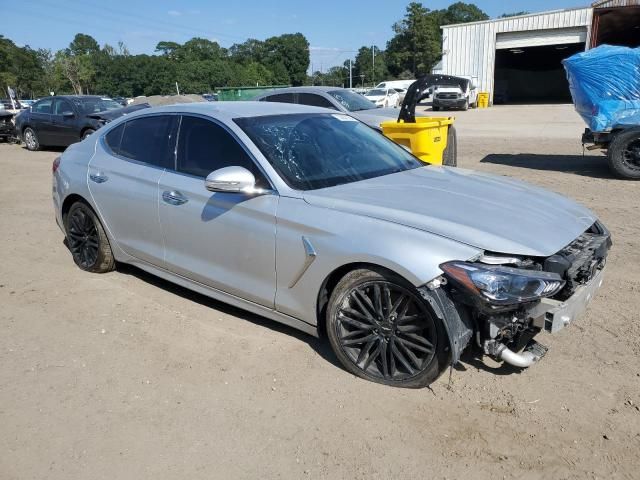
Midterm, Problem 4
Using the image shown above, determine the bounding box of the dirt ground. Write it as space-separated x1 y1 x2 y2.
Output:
1 104 639 480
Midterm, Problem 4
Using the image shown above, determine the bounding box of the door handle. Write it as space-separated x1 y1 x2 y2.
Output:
162 190 189 206
89 173 108 183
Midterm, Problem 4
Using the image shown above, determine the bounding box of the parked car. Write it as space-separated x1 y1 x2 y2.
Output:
432 75 478 111
393 88 407 105
375 80 415 90
15 95 149 151
364 88 401 108
0 110 17 142
53 102 611 388
254 86 408 130
202 93 218 101
18 99 36 108
112 97 128 107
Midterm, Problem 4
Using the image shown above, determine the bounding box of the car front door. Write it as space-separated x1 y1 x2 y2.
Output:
50 98 78 146
87 115 178 266
28 98 53 143
158 115 278 308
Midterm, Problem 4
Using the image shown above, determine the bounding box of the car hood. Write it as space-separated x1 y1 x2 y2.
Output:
302 167 597 257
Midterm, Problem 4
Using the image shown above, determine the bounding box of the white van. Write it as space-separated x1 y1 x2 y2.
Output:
374 80 415 91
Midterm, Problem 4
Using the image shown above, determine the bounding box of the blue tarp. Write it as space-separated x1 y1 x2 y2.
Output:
563 44 640 132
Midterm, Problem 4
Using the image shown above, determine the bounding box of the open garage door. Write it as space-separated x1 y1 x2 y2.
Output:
493 29 586 104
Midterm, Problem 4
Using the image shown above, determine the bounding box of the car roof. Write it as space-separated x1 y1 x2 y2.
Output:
255 86 343 96
122 101 335 119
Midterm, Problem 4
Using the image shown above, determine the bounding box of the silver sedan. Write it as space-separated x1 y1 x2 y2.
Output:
53 102 611 388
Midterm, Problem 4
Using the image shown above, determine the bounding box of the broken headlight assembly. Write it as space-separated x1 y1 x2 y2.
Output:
440 261 565 306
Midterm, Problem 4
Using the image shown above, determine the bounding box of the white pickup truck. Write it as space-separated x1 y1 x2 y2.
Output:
432 75 478 111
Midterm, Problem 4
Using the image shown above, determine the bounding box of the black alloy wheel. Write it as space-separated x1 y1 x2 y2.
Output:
65 202 115 273
327 269 447 388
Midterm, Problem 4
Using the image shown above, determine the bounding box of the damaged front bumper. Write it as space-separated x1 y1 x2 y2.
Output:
528 268 605 334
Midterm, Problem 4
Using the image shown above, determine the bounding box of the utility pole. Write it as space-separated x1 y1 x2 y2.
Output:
349 59 353 89
372 45 376 87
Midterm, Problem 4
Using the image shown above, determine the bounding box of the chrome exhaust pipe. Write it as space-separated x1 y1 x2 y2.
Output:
495 341 547 368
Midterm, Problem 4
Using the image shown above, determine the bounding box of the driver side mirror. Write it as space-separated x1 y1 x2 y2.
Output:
204 166 256 193
62 111 75 118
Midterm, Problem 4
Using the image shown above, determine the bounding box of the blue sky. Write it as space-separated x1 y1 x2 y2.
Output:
4 0 587 72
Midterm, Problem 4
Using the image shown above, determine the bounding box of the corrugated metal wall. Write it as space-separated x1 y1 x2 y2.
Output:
441 7 593 100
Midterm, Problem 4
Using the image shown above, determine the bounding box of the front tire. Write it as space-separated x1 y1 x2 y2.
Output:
326 268 448 388
23 127 40 151
607 128 640 179
65 202 115 273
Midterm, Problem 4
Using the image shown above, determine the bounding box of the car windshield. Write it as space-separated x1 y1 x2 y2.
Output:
235 113 423 191
366 89 387 96
72 98 122 114
327 90 376 112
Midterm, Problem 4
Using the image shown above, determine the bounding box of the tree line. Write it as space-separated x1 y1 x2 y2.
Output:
1 2 521 98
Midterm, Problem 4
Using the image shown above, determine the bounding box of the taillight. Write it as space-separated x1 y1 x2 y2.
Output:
52 156 61 174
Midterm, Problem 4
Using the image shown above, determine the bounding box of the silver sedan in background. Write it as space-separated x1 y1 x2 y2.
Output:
53 102 610 388
253 86 405 129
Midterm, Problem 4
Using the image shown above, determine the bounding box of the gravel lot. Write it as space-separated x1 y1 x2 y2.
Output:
1 104 639 480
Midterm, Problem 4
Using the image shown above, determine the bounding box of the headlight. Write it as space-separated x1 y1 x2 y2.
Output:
440 261 565 305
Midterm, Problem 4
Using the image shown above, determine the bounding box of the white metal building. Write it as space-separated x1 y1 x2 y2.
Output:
438 1 640 104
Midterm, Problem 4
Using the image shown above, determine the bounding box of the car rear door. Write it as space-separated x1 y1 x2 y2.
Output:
28 98 53 143
158 115 278 308
87 114 178 266
50 98 78 146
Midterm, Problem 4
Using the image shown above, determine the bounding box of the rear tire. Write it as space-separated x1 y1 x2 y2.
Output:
23 127 40 151
326 268 448 388
607 128 640 179
442 126 457 167
65 202 115 273
82 128 95 140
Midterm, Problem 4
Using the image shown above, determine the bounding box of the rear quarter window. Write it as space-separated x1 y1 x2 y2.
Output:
104 123 124 154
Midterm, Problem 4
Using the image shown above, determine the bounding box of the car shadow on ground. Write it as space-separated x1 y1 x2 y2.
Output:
480 153 615 179
115 263 343 370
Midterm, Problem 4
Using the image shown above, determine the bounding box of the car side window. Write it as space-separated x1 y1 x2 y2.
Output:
104 123 125 154
177 116 268 188
33 99 52 114
53 99 73 115
118 115 178 169
297 93 338 110
263 93 295 104
298 93 337 110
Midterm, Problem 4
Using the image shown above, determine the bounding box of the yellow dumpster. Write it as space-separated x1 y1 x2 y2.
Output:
477 92 489 108
380 116 454 165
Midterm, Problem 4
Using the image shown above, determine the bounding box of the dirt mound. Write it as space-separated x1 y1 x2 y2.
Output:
131 94 206 107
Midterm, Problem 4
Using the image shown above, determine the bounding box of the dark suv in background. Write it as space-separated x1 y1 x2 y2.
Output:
15 95 147 150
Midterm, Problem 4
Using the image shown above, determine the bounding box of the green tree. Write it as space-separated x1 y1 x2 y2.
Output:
263 33 310 86
385 2 488 77
69 33 100 56
354 46 388 87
